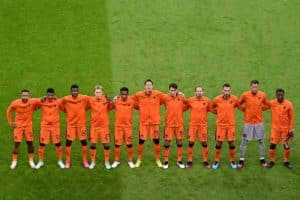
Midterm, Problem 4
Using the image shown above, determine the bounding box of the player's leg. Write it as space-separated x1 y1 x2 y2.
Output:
36 126 50 169
26 141 35 168
89 143 97 169
255 124 267 167
267 128 280 168
238 124 250 168
11 141 21 169
112 127 122 168
78 126 89 168
199 127 210 169
175 127 185 169
267 143 277 168
213 126 224 169
36 143 46 169
151 125 161 167
135 124 147 167
186 126 196 168
125 127 134 168
65 139 73 168
55 143 64 168
163 127 173 169
228 140 237 169
282 130 292 169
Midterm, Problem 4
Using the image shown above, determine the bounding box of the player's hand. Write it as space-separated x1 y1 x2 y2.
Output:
178 91 185 97
113 96 118 103
284 130 295 148
40 96 47 102
9 122 16 128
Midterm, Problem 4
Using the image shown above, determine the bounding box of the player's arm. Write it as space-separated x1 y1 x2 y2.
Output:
6 103 16 128
288 103 295 133
210 98 218 115
238 94 246 112
262 94 270 111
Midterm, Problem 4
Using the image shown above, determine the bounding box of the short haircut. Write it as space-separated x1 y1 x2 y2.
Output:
276 88 285 94
144 79 153 85
120 87 129 93
21 89 30 93
71 84 79 90
250 80 259 85
94 85 103 91
194 86 203 91
223 83 231 88
169 83 178 89
47 88 55 93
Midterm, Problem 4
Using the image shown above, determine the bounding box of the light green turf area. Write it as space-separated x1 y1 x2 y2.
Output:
0 0 300 199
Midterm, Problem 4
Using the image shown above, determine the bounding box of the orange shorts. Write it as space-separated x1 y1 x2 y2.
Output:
270 128 289 144
139 124 160 140
40 125 61 144
188 125 208 142
164 126 184 141
13 126 33 142
114 126 133 146
66 125 87 141
90 126 110 144
215 126 235 142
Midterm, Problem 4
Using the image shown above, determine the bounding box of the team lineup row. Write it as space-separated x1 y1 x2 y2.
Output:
6 79 295 170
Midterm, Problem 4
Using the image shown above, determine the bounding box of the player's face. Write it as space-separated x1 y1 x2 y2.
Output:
47 92 55 101
71 88 79 97
276 91 284 103
21 92 30 102
94 88 103 99
222 86 231 99
120 90 128 101
195 87 204 98
250 83 259 94
144 81 153 95
169 87 177 97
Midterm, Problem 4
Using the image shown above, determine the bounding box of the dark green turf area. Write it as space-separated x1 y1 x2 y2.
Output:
0 0 300 199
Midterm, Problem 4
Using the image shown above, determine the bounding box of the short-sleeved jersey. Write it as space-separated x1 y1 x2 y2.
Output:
239 91 268 124
7 98 40 127
113 96 136 127
268 99 294 131
87 96 110 127
212 95 240 126
186 96 212 127
132 90 164 125
162 94 187 127
39 99 64 126
61 95 89 126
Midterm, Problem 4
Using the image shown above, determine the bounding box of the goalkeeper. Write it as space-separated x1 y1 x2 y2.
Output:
266 88 295 169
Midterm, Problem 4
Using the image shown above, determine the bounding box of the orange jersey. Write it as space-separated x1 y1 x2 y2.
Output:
132 90 164 125
39 99 64 126
61 95 89 126
7 98 40 127
113 96 136 127
212 95 240 126
186 96 213 126
239 91 268 124
163 94 187 127
268 99 294 131
87 96 110 127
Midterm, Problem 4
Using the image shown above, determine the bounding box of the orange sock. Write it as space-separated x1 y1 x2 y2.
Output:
55 146 63 161
229 149 235 162
104 149 110 163
81 145 88 162
90 149 97 163
12 153 18 161
284 149 290 162
269 149 276 162
28 153 34 161
154 143 160 160
38 146 45 162
114 146 121 161
215 148 221 162
127 147 133 162
187 146 194 162
202 146 209 162
65 146 71 162
163 147 170 162
137 144 144 160
177 146 183 162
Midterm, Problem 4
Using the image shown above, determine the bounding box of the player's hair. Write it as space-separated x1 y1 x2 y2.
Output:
94 85 103 91
47 88 55 93
120 87 129 93
194 86 203 91
276 88 285 94
223 83 231 88
169 83 178 89
250 80 259 85
70 84 79 90
21 89 30 93
144 79 153 85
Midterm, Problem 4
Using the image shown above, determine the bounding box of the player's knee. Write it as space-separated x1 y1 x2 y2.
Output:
39 143 46 147
104 145 110 150
177 143 183 148
127 144 133 148
215 144 221 149
164 144 170 148
115 144 121 148
91 145 97 150
229 145 235 150
55 143 61 147
270 143 276 149
139 139 145 144
153 139 159 144
80 140 87 146
202 143 208 148
283 145 290 150
26 141 33 146
66 140 72 147
188 142 194 147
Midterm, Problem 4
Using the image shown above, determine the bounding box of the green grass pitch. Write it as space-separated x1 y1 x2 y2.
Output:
0 0 300 199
